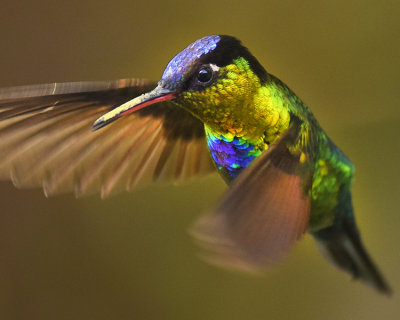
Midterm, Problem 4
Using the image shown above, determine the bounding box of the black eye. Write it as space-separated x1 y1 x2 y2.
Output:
197 66 213 84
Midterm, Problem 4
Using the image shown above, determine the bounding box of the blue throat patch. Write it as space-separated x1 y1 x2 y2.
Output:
205 129 261 179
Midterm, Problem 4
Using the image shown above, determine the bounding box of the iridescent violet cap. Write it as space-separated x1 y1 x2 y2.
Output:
160 35 221 89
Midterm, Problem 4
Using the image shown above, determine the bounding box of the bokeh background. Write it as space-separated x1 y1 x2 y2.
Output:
0 1 399 319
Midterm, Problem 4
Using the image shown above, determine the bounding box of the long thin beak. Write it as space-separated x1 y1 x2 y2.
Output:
92 85 175 131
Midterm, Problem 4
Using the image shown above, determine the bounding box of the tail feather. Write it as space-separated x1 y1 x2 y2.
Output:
312 191 391 295
313 214 391 295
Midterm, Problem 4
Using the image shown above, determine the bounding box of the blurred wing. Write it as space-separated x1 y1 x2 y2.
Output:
0 79 215 197
192 118 312 271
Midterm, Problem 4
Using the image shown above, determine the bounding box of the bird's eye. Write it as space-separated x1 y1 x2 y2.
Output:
197 66 213 84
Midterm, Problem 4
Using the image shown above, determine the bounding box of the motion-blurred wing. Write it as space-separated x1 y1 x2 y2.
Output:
0 79 215 197
192 118 312 271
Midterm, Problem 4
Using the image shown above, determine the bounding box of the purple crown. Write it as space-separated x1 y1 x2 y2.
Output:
161 35 220 88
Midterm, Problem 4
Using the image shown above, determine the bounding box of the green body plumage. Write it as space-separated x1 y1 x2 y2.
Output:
0 34 390 294
92 35 389 293
178 55 353 232
123 35 388 293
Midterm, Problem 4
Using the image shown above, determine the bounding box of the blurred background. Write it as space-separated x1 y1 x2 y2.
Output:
0 0 399 319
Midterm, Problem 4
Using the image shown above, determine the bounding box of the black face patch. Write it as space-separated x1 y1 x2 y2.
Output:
200 35 268 83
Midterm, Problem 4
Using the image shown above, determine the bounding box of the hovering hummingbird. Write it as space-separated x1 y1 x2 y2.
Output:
0 35 390 294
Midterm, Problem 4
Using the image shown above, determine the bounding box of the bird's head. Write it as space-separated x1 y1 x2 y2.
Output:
93 35 268 134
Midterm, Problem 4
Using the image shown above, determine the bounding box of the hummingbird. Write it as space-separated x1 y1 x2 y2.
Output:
0 35 390 294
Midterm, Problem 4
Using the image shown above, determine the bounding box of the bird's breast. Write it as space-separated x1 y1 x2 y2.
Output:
205 128 263 181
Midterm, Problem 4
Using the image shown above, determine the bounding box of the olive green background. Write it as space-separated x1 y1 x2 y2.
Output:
0 1 399 319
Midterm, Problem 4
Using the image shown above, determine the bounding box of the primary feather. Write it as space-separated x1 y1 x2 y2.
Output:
0 79 214 197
